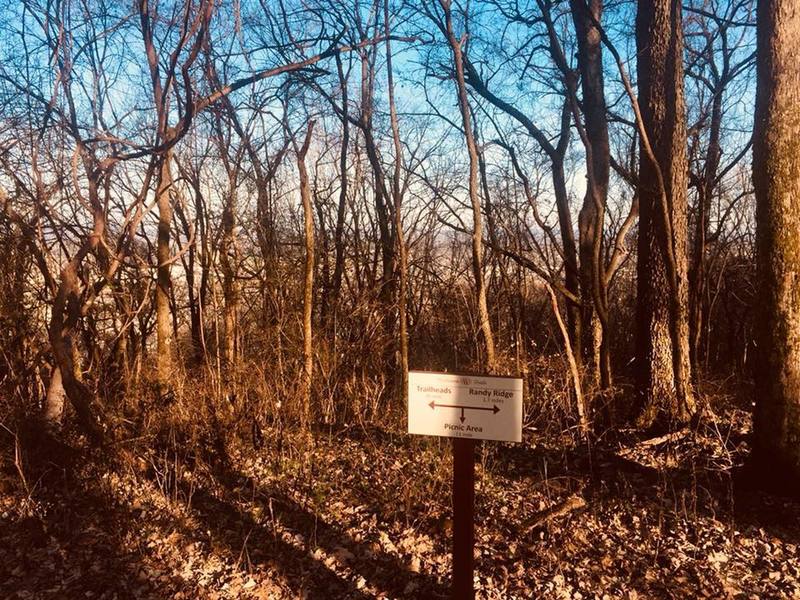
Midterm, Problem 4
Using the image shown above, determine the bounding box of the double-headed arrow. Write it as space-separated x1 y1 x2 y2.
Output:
428 400 500 423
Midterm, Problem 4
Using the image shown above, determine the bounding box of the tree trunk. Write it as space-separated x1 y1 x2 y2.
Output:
751 0 800 485
155 149 174 394
635 0 695 429
359 47 395 306
49 260 103 444
571 0 611 389
385 0 409 399
442 1 496 372
221 187 238 367
689 92 722 372
43 365 66 426
331 51 351 319
297 121 316 426
553 157 583 366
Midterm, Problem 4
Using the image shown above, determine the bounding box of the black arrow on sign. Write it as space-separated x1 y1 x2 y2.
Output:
428 401 500 423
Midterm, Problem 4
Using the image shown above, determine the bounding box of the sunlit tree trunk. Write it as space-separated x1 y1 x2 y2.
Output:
44 366 66 426
570 0 611 388
297 121 316 426
441 0 496 372
752 0 800 484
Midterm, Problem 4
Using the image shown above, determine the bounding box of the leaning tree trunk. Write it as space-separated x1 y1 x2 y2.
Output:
635 0 695 429
49 256 104 444
443 1 496 372
45 152 110 444
751 0 800 484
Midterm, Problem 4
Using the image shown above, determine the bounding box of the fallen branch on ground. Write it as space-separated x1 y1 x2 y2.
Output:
524 494 587 532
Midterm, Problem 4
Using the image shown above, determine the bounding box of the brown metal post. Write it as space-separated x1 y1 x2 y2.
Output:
452 437 475 599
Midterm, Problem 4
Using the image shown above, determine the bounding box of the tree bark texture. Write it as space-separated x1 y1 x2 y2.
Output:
571 0 612 388
635 0 695 428
752 0 800 482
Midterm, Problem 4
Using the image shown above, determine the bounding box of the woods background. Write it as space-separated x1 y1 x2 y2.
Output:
0 1 755 439
6 0 800 597
0 0 761 444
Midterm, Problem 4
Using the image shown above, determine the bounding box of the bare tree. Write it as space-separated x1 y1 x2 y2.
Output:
435 0 496 371
138 0 213 394
385 0 410 394
684 0 756 371
296 120 317 425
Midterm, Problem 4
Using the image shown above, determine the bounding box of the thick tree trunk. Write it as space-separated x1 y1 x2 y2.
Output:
752 0 800 484
635 0 695 428
443 2 496 372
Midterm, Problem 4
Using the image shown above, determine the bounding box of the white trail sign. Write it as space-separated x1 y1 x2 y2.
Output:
407 371 523 443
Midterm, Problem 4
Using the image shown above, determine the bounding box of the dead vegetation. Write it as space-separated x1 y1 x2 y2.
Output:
1 370 798 599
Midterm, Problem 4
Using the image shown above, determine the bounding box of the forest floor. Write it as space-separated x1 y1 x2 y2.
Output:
2 396 800 599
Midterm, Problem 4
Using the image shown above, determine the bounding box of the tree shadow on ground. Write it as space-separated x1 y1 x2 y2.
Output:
488 433 800 545
181 460 450 599
0 434 191 599
296 420 800 550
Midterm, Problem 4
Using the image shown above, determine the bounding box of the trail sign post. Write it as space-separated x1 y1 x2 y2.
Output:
408 371 523 599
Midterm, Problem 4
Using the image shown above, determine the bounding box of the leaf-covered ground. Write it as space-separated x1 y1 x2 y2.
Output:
2 407 799 599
